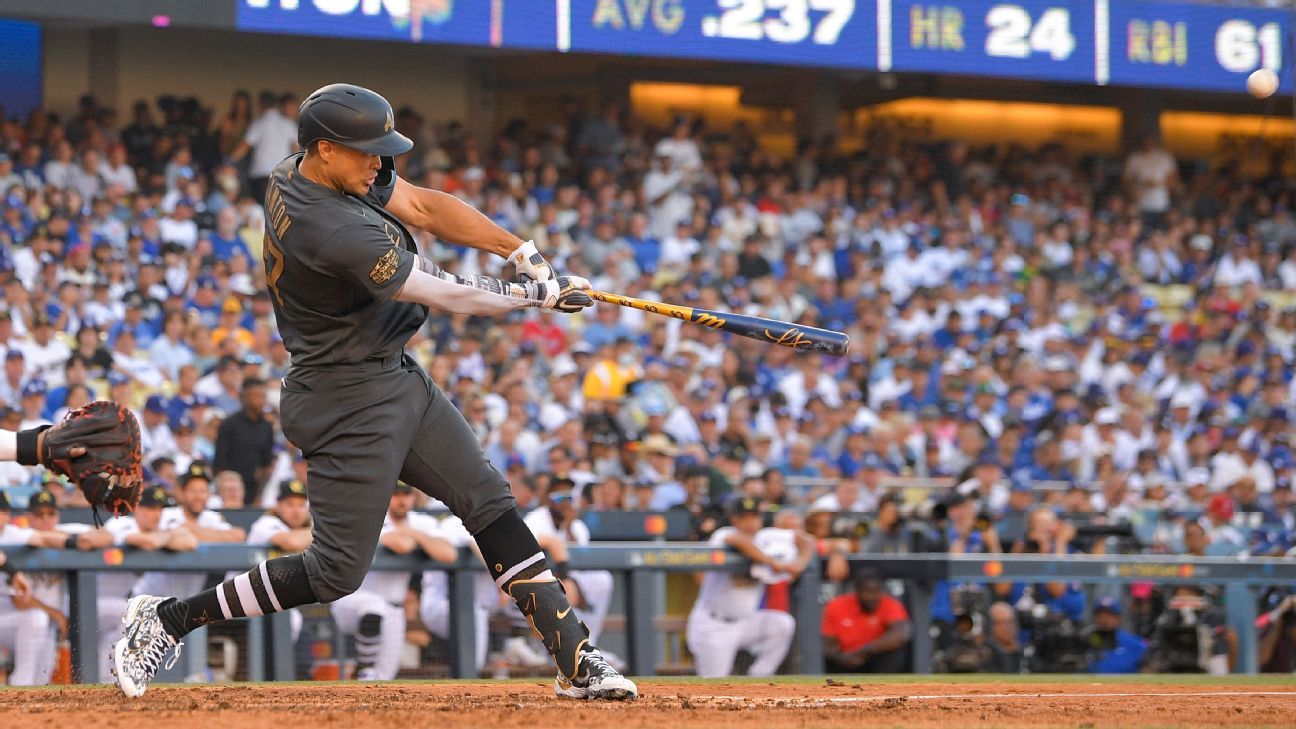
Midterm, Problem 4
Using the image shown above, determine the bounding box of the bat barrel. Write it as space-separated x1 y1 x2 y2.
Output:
722 312 850 356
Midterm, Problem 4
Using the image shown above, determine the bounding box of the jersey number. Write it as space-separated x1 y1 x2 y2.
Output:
264 233 286 306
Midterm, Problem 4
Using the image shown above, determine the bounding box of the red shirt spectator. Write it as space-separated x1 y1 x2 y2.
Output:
823 589 908 653
822 570 912 674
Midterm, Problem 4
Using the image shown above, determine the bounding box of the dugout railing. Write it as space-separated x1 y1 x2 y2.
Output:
2 546 1294 681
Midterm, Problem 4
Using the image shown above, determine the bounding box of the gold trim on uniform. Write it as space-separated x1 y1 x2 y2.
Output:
370 248 400 285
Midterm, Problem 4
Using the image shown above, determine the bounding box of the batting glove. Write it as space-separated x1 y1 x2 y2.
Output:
508 240 555 283
522 276 593 313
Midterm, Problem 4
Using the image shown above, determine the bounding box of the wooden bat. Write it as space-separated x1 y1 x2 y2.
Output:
587 290 850 357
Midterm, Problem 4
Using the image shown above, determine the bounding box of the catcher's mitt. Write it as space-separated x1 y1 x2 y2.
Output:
42 401 144 522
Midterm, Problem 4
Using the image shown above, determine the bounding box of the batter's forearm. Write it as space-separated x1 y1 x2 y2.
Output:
401 186 519 258
395 257 536 316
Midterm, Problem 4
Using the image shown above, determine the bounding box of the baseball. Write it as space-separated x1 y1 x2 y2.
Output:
1247 68 1279 99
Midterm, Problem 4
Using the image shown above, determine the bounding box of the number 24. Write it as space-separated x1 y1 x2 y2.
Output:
717 0 855 45
985 5 1075 61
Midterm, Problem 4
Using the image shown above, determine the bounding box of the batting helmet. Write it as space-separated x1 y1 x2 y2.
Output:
297 83 413 156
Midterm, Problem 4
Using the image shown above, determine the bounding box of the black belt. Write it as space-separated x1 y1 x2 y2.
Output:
293 352 406 374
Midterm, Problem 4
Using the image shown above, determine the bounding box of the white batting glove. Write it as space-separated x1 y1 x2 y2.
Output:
508 240 555 283
520 276 592 313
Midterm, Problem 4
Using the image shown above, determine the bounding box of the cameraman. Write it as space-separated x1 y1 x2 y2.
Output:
1008 507 1085 621
1087 597 1147 673
1259 595 1296 673
930 493 1002 662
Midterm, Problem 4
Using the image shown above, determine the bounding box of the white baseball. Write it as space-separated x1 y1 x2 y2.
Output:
1248 68 1279 99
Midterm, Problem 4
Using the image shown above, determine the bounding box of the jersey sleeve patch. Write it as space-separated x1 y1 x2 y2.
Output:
370 248 401 285
317 223 415 302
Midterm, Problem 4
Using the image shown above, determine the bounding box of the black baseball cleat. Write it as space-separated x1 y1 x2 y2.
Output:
554 647 638 701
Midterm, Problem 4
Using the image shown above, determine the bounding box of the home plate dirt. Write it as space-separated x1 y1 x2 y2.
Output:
1 680 1293 728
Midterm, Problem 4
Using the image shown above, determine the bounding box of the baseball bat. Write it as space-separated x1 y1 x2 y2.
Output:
587 290 850 357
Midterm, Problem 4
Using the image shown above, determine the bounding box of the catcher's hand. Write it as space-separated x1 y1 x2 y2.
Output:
40 401 144 522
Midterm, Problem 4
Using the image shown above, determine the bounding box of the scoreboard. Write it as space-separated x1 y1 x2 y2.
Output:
0 18 41 119
237 0 1292 95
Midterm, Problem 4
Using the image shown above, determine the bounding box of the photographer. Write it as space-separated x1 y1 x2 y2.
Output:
929 493 1002 666
1086 597 1147 673
1258 595 1296 673
1008 507 1086 621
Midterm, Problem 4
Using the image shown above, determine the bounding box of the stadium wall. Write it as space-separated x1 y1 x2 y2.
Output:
41 26 471 123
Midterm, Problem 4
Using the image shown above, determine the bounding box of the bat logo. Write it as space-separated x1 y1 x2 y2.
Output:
694 313 726 329
765 328 812 348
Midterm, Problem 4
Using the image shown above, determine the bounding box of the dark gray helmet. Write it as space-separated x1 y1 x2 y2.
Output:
297 83 412 156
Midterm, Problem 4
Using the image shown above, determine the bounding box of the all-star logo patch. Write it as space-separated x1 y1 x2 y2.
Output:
370 248 400 285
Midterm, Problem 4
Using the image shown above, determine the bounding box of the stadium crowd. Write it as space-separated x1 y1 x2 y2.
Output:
1 88 1295 681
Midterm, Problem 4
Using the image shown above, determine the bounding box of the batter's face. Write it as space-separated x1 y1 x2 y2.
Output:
317 141 381 196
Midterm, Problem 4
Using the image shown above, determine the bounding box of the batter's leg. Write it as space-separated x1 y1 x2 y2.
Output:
397 379 635 700
114 368 422 697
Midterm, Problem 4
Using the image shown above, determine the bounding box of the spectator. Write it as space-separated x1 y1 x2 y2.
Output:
859 493 927 553
213 378 274 493
211 470 246 509
1123 134 1177 228
822 569 912 673
232 91 299 202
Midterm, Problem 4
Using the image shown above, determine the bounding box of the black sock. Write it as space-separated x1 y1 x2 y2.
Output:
474 509 593 678
156 554 318 640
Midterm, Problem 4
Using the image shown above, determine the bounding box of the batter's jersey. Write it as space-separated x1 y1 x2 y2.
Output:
261 152 426 366
359 511 442 605
694 526 765 620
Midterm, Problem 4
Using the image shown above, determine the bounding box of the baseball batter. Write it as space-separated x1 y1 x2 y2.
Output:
111 84 635 700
